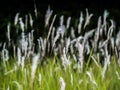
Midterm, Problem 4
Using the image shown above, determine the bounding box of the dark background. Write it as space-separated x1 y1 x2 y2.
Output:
0 0 119 16
0 0 120 27
0 0 120 49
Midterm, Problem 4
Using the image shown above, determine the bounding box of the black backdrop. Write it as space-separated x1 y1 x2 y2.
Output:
0 0 120 26
0 0 119 16
0 0 120 43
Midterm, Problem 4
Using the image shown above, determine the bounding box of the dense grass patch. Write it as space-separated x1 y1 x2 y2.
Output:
1 6 120 90
0 56 120 90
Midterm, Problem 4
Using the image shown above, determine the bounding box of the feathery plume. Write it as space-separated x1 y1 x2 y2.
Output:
45 5 53 27
7 23 11 42
31 54 40 86
61 48 71 71
75 41 84 71
57 25 66 38
33 0 37 18
29 14 34 27
59 77 66 90
78 12 84 33
84 8 93 29
71 27 76 39
14 13 19 26
66 16 71 29
19 18 25 32
103 10 109 35
65 37 70 54
17 47 21 66
60 15 64 26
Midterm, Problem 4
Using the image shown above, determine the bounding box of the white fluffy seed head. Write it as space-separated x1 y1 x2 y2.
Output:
59 77 66 90
17 47 21 66
103 10 109 22
31 54 40 79
7 23 11 42
45 6 53 27
84 8 93 29
66 17 71 29
19 18 25 32
78 12 84 34
14 13 19 26
60 15 64 26
29 14 34 27
57 25 66 38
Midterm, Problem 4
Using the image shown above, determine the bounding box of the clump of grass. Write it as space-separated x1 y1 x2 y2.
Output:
0 56 120 90
0 5 120 90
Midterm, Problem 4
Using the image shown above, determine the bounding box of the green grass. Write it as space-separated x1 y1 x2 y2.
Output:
0 7 120 90
0 56 120 90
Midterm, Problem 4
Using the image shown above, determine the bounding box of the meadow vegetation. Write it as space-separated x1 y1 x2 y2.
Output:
0 6 120 90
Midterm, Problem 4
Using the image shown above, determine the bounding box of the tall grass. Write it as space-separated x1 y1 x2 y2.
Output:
0 6 120 90
0 56 120 90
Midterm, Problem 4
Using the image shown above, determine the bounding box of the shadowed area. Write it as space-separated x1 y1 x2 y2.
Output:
0 0 120 36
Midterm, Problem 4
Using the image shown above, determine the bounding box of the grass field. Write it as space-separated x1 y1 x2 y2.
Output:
0 6 120 90
0 56 120 90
